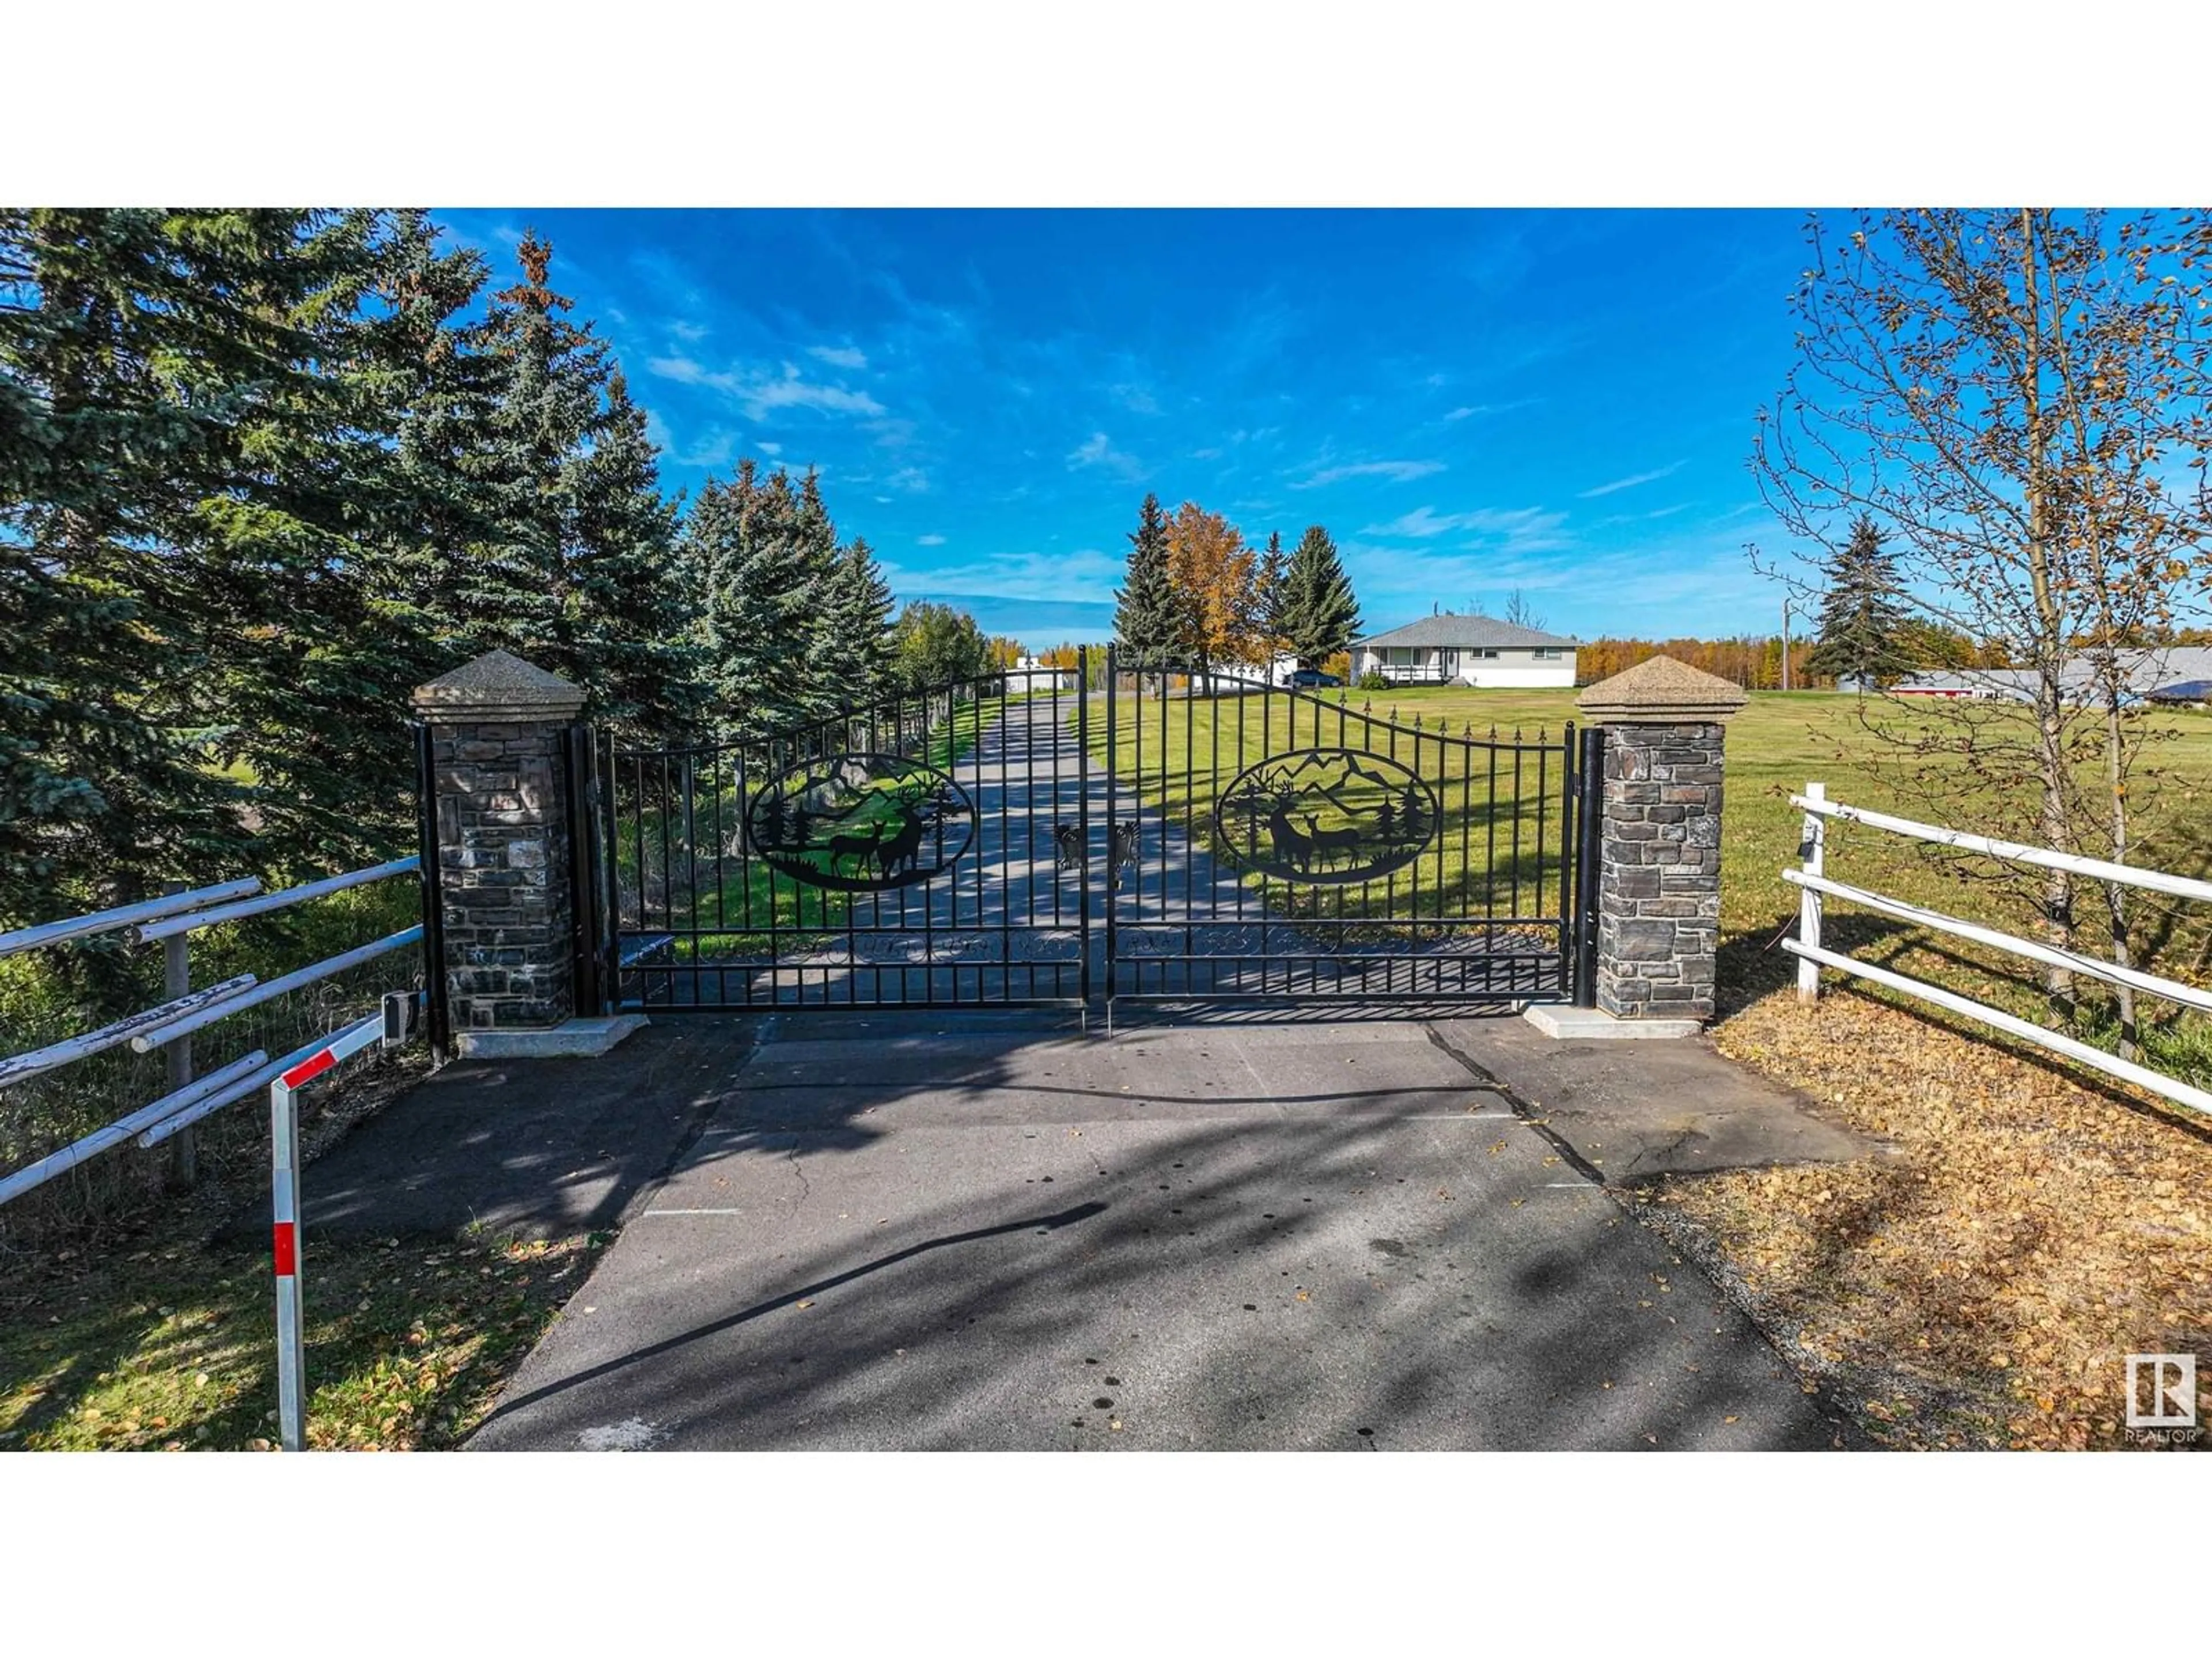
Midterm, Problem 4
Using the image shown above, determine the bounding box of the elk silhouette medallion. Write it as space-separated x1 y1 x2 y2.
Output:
1215 749 1438 885
746 753 974 891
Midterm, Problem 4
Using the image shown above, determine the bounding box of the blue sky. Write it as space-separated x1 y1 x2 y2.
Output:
435 209 1812 646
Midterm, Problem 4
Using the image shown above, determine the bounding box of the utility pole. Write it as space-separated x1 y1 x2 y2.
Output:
1781 598 1794 693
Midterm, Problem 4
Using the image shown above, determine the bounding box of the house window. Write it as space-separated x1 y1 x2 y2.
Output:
1476 647 1500 660
1532 647 1561 660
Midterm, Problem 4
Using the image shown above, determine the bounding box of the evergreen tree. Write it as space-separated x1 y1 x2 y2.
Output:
0 211 207 929
0 208 413 932
789 467 850 722
372 217 506 672
199 209 471 879
0 210 709 949
567 370 688 736
1807 514 1915 688
1253 529 1289 664
1113 492 1183 687
469 231 596 680
1278 524 1362 669
684 461 820 743
819 536 899 703
436 233 695 736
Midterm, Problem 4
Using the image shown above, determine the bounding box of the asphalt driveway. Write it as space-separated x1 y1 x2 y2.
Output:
461 1010 1845 1451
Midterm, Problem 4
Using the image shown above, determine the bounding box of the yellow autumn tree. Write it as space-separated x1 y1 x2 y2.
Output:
1165 501 1262 665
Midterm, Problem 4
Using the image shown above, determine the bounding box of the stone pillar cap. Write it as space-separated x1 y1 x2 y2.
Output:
1577 655 1749 725
411 649 586 723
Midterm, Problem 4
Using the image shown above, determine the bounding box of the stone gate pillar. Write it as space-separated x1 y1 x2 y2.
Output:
411 649 640 1059
1544 656 1747 1035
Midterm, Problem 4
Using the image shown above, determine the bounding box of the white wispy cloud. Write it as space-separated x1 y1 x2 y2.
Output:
1293 459 1446 489
1067 431 1146 480
917 533 947 547
809 343 869 370
886 466 931 494
1444 399 1537 421
670 319 710 344
645 355 885 423
1361 505 1573 553
642 407 739 471
1110 383 1161 416
1577 460 1686 499
877 547 1127 604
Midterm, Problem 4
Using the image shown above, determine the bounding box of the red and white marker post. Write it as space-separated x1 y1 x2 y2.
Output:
268 1012 385 1452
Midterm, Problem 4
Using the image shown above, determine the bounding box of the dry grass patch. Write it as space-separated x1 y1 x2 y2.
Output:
1637 986 2212 1450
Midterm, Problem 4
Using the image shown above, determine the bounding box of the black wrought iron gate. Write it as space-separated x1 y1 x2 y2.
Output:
594 648 1590 1014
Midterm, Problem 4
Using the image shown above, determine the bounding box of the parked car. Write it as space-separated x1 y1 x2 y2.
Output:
1287 668 1343 688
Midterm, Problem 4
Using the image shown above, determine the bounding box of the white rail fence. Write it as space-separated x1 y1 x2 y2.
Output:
0 859 425 1208
1785 782 2212 1119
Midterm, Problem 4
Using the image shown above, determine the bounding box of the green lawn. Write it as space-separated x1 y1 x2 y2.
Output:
1084 686 2212 1081
0 1228 602 1451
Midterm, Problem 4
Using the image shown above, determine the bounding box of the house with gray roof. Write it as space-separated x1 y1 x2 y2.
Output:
1352 613 1580 688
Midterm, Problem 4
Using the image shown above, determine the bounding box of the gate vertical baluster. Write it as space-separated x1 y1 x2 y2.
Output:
998 668 1012 1003
658 749 676 1003
836 721 854 1009
764 735 782 1006
1075 647 1090 1012
1460 725 1473 988
1558 722 1577 1001
866 703 883 1005
629 747 643 1006
734 743 754 1008
1535 730 1550 995
919 696 936 1005
1050 661 1064 932
1484 737 1499 969
1158 656 1169 942
1339 692 1357 999
1105 646 1118 1010
1184 657 1196 977
1259 681 1272 994
1510 738 1525 965
704 744 721 1008
970 679 984 1005
1231 670 1248 995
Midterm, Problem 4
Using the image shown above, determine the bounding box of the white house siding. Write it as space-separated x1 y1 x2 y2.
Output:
1357 645 1577 689
1464 656 1577 688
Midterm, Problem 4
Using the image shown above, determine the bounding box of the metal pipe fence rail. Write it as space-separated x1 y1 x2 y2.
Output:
0 857 426 1209
1784 783 2212 1119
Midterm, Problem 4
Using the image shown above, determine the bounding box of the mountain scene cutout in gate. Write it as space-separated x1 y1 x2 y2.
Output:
1215 748 1438 885
746 754 974 891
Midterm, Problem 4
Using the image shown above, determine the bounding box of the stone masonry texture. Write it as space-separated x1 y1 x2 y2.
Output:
1593 721 1723 1020
430 719 575 1029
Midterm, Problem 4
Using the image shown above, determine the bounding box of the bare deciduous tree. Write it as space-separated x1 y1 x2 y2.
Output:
1752 209 2212 1031
1502 587 1547 632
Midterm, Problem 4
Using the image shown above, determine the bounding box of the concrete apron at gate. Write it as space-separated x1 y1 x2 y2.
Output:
464 1010 1844 1452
